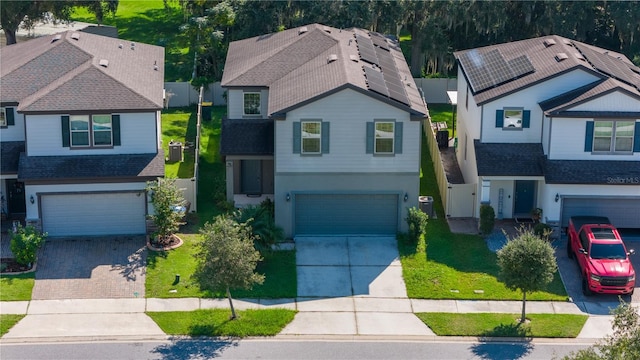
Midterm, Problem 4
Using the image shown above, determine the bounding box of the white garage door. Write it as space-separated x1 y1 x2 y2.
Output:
562 198 640 229
41 193 146 236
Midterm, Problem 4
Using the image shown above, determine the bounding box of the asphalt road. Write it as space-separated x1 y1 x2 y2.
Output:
0 339 590 360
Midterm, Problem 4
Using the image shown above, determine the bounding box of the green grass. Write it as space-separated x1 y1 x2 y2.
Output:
428 103 456 138
0 314 25 337
417 313 587 338
146 233 296 299
0 273 35 301
147 308 296 337
72 1 192 81
196 106 227 225
401 126 568 301
161 106 197 178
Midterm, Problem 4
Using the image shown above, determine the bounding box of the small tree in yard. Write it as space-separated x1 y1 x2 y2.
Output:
147 178 186 245
497 229 557 323
405 206 428 245
562 300 640 360
193 215 265 319
10 224 47 267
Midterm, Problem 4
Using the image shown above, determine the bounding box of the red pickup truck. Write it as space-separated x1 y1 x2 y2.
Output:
567 216 636 296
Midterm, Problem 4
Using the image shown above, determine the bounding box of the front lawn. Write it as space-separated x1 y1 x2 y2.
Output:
146 234 296 299
0 273 35 301
147 308 296 337
417 313 587 338
0 314 25 337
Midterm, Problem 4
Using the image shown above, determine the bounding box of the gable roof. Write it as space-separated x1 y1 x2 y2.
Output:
0 31 164 112
454 35 640 105
221 24 427 118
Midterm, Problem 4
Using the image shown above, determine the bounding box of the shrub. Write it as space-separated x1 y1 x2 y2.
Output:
147 178 186 243
406 206 428 245
533 223 553 241
479 204 496 235
233 201 284 252
9 225 47 266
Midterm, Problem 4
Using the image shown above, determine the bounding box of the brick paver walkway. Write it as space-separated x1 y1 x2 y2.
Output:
32 236 146 300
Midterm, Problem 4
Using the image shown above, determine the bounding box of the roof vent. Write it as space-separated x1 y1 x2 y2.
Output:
99 59 109 68
554 53 568 62
575 52 586 61
131 42 135 50
323 26 331 33
349 54 359 62
543 38 556 47
51 34 62 43
118 43 123 49
562 38 573 46
327 54 338 63
298 26 308 35
71 33 80 40
154 60 158 71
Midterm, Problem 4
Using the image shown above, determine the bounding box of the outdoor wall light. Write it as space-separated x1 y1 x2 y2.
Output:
30 195 35 204
404 193 409 202
286 193 291 202
555 193 560 202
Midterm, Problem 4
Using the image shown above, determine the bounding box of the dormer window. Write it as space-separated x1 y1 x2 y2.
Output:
243 92 261 115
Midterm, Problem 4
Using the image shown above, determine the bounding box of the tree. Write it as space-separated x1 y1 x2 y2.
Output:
146 178 186 245
10 224 47 267
193 215 265 319
563 300 640 360
497 229 557 323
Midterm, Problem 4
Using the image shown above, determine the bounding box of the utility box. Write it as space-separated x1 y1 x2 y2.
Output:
419 196 434 218
168 141 183 162
436 130 449 148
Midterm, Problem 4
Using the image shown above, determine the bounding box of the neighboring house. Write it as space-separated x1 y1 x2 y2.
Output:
452 35 640 229
220 24 428 237
0 31 165 236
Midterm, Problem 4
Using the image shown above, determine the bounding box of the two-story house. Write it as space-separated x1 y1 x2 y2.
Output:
220 24 428 237
0 31 165 236
453 35 640 229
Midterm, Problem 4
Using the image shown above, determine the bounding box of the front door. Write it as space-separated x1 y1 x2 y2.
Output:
241 160 262 195
514 180 535 217
6 179 26 215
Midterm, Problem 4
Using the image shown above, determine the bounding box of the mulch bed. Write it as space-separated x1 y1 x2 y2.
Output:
147 234 184 251
1 258 34 274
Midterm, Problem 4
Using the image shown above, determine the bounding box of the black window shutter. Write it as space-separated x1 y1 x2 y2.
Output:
522 110 531 128
321 122 330 154
495 110 504 127
366 122 374 154
292 122 301 154
584 121 594 152
394 122 403 154
112 115 121 146
61 115 70 147
633 121 640 152
6 107 15 125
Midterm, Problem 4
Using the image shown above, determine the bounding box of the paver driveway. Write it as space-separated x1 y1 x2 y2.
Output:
32 236 146 300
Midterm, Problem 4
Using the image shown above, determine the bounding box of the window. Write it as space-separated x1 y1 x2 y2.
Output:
243 92 261 115
92 115 113 146
593 120 634 153
496 108 530 129
503 109 523 128
0 107 6 127
70 115 90 146
375 122 394 154
66 114 114 147
301 121 321 154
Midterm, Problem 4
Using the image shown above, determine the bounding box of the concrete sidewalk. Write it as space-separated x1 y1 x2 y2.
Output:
0 297 618 340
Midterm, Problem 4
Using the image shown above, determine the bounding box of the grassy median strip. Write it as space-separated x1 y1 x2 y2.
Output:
0 273 35 301
417 313 587 338
0 314 25 337
147 309 296 337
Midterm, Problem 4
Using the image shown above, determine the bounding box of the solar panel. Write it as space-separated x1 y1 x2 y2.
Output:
459 50 495 92
575 43 640 90
364 66 389 96
360 47 378 65
508 55 535 77
356 34 375 53
483 49 514 85
376 47 395 71
370 32 389 50
460 49 537 92
388 88 409 105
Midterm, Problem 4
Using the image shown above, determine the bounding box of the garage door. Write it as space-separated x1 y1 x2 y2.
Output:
562 198 640 228
295 194 398 235
41 193 146 236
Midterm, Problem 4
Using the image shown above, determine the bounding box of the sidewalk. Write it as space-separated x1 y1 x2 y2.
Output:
0 297 618 341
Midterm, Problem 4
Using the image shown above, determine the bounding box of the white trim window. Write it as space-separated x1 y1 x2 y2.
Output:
503 109 523 128
375 121 394 154
593 120 634 153
0 107 6 126
243 92 261 115
70 114 113 147
92 114 113 146
301 121 321 154
70 115 90 146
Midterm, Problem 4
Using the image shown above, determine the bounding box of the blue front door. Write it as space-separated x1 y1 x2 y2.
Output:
514 180 536 216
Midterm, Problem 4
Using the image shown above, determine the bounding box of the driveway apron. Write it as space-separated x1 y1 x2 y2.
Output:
32 236 147 300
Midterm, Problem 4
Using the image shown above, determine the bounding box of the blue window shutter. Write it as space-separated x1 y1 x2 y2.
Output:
366 122 374 154
495 110 504 127
321 122 330 154
61 115 70 147
394 122 403 154
522 110 531 128
584 121 594 152
6 107 14 125
112 115 121 146
633 122 640 152
293 122 301 154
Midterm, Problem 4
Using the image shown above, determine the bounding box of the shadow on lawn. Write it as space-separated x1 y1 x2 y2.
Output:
151 338 238 360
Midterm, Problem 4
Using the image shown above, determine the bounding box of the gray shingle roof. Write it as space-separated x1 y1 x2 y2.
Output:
455 35 640 105
222 24 427 118
220 118 274 156
1 31 164 112
18 152 164 181
474 141 544 176
543 159 640 185
0 141 25 174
